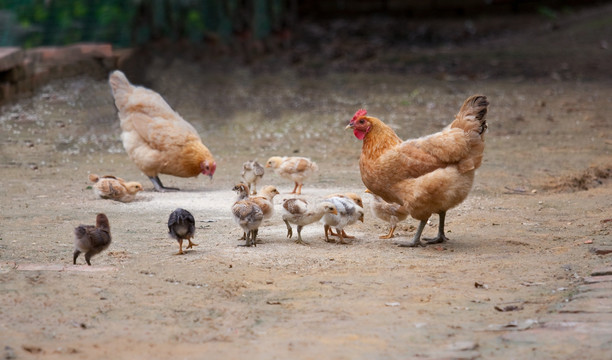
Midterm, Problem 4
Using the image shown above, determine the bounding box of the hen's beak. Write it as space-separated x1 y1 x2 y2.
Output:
345 122 354 130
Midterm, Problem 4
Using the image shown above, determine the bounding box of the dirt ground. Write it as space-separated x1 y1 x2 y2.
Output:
1 6 612 360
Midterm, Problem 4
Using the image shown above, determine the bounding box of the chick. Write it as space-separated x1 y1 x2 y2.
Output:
281 198 338 245
73 213 112 266
232 183 264 247
239 185 280 241
168 208 197 255
365 189 409 239
265 156 318 195
241 160 265 195
324 192 364 238
89 174 143 202
321 196 365 244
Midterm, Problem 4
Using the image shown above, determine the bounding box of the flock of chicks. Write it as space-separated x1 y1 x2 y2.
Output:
232 158 368 248
76 153 396 265
74 70 490 265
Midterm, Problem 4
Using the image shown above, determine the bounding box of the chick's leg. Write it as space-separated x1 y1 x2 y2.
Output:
284 220 293 238
396 219 427 247
296 183 303 195
337 228 351 244
186 238 198 249
324 225 335 243
73 250 81 265
294 225 309 245
340 230 355 239
84 252 93 266
290 182 298 194
380 225 396 239
175 239 184 255
149 176 179 192
424 211 450 244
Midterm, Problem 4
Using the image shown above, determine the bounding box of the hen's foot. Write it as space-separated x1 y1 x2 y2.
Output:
396 240 425 247
149 176 179 192
424 234 449 244
186 241 198 249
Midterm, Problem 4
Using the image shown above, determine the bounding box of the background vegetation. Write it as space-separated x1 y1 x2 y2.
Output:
1 0 600 49
0 0 294 48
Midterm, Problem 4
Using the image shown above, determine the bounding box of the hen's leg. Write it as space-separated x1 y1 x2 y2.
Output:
424 211 449 244
73 250 81 265
295 225 309 245
149 176 179 192
396 219 427 247
284 220 293 238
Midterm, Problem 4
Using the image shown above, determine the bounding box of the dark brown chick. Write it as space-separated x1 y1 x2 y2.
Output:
73 213 112 266
168 208 197 255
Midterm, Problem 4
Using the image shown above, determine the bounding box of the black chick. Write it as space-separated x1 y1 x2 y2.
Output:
168 208 197 255
73 213 112 266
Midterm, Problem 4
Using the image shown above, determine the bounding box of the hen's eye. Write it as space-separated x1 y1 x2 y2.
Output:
359 119 365 124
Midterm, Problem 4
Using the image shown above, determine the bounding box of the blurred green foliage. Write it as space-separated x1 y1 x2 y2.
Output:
0 0 294 48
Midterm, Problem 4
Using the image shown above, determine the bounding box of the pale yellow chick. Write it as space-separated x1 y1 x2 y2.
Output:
265 156 318 195
365 189 409 239
89 174 143 202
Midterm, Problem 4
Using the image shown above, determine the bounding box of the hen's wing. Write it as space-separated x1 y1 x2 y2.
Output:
111 71 202 151
127 111 202 152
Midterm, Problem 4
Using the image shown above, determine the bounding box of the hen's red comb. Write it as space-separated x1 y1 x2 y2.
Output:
352 109 367 122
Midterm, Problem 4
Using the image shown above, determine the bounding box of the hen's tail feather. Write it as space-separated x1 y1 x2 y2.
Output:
452 95 489 135
108 70 133 111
